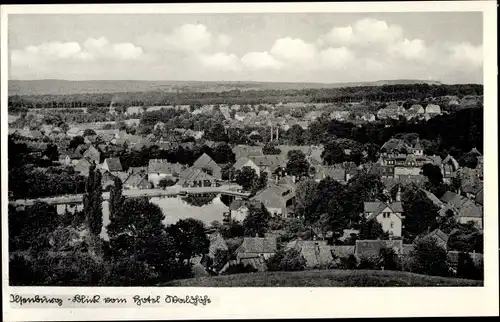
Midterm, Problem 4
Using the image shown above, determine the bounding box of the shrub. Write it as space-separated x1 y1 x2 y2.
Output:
456 252 483 280
341 255 358 270
379 247 401 271
267 249 306 272
357 253 380 270
409 237 449 277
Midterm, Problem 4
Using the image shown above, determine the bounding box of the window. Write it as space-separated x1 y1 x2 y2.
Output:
390 221 394 228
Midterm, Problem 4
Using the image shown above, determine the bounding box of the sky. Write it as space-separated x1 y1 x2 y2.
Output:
8 12 483 84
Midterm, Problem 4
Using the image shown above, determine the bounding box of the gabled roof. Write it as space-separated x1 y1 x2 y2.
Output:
440 191 467 209
426 228 449 243
420 189 444 208
229 199 263 211
355 240 403 256
458 201 483 218
442 154 459 169
233 157 255 170
123 173 151 187
249 155 286 171
148 159 186 175
314 166 346 182
128 166 147 174
104 157 123 172
178 167 218 183
238 237 277 254
363 201 404 219
475 187 484 206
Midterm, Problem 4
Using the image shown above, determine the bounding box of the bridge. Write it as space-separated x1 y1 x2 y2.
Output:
10 185 252 207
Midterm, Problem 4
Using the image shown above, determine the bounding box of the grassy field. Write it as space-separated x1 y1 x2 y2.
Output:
164 269 483 287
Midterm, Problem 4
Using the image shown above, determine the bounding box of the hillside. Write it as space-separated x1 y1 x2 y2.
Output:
8 79 442 96
164 269 482 287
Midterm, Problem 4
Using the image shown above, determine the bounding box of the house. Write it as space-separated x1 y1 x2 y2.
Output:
67 127 83 137
228 200 264 222
232 145 263 159
420 188 445 209
247 155 287 177
192 153 222 179
233 157 261 176
285 240 333 268
148 159 186 187
441 155 460 183
313 165 346 183
354 240 404 258
127 166 147 174
425 104 442 116
329 110 351 121
407 104 425 114
251 183 295 217
74 158 92 176
177 167 219 188
362 189 404 238
424 229 449 250
440 191 483 228
360 113 376 122
235 237 277 261
234 112 246 121
123 173 153 190
101 157 123 174
101 171 117 191
83 146 101 164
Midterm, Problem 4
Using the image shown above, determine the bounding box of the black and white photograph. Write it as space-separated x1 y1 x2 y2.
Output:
1 1 498 320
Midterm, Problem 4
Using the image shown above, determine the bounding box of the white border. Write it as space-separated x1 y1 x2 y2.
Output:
1 2 498 320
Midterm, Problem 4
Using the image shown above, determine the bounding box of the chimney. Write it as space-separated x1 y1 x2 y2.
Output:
270 126 273 142
396 185 401 202
276 127 279 141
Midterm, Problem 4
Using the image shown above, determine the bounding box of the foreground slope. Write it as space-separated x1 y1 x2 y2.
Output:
164 270 482 287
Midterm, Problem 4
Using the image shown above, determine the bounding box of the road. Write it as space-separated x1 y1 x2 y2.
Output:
10 184 250 206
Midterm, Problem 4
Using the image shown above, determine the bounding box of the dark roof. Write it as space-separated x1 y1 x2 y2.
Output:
426 229 450 243
364 201 404 220
123 173 151 188
355 240 403 256
148 159 186 175
229 199 263 211
475 188 483 206
440 191 467 208
238 237 277 254
104 157 123 172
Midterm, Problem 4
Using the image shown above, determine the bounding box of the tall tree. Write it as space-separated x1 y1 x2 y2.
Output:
235 166 258 191
243 205 271 237
166 218 210 265
83 163 103 236
285 150 310 179
108 177 123 221
322 141 345 165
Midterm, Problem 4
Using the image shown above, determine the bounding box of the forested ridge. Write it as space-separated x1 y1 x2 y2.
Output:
9 84 483 109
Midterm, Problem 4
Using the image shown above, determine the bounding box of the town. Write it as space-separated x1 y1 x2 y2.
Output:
8 82 484 286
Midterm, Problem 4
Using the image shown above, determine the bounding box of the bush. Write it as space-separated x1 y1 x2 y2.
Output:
357 253 380 270
158 178 176 188
379 247 401 271
456 252 483 280
341 255 358 270
267 249 306 272
409 237 449 277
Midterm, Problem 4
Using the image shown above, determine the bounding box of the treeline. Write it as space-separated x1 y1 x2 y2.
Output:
9 84 483 109
301 107 483 157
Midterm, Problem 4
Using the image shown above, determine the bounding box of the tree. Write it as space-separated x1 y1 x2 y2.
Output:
287 124 306 145
285 150 310 179
83 163 103 236
212 143 236 164
322 141 345 165
83 129 97 137
235 166 258 191
243 205 271 237
207 123 229 142
69 135 85 149
359 218 388 240
158 178 176 188
43 143 59 161
456 252 480 280
409 237 449 277
108 177 123 221
166 218 210 265
263 144 281 155
267 248 306 271
422 163 443 186
379 247 400 270
402 188 439 242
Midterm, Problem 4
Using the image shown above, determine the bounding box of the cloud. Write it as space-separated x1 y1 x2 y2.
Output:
447 42 483 68
270 37 317 64
317 47 355 69
165 24 213 52
241 51 283 70
9 18 482 84
12 37 143 69
198 52 242 72
389 38 427 60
